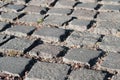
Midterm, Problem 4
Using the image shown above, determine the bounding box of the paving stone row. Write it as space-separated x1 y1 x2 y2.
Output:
0 0 120 80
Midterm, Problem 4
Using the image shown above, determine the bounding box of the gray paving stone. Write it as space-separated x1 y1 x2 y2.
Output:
100 4 120 12
24 5 46 14
29 43 64 59
99 36 120 52
63 48 102 65
12 0 26 5
71 9 96 20
54 0 76 8
19 14 44 23
44 15 71 26
77 0 97 3
93 21 120 35
0 1 6 7
5 4 25 12
0 56 31 75
32 27 66 42
68 68 107 80
97 12 120 21
101 52 120 70
5 25 35 37
1 12 20 21
0 34 11 44
101 0 120 4
75 3 97 10
68 19 91 31
25 62 70 80
0 37 34 53
28 0 54 7
0 22 9 31
47 8 71 15
112 74 120 80
66 31 100 47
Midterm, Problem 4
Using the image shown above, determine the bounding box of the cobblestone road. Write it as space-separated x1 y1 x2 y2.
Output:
0 0 120 80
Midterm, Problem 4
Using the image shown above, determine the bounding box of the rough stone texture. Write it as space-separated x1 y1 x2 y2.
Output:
0 34 11 44
100 4 120 12
32 27 66 42
101 0 120 4
112 74 120 80
19 14 44 23
71 9 96 20
0 22 9 31
5 25 35 37
0 57 31 75
101 52 120 70
54 0 76 8
68 19 91 31
44 15 71 26
66 31 100 47
68 68 107 80
0 37 34 53
29 43 64 59
28 0 54 7
63 48 102 65
99 36 120 52
24 5 46 14
77 0 97 3
47 8 71 15
11 0 26 5
93 21 120 36
25 62 70 80
75 3 97 10
97 12 120 21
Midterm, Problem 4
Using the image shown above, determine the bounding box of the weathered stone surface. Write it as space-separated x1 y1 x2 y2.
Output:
5 25 35 37
75 3 97 10
101 52 120 69
0 34 11 44
68 68 107 80
24 5 46 14
99 36 120 52
68 19 91 31
32 27 66 42
0 37 33 53
93 21 120 36
28 0 54 7
71 9 96 20
77 0 97 3
25 62 70 80
19 14 44 23
29 43 64 58
0 57 31 75
47 8 71 15
0 22 9 31
97 12 120 21
54 0 76 8
44 15 71 26
63 48 102 65
101 0 120 4
66 31 100 47
12 0 26 5
100 4 120 12
112 74 120 80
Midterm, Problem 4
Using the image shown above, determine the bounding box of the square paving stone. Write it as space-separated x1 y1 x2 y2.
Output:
112 74 120 80
99 36 120 52
68 19 91 31
54 0 76 8
24 5 46 14
32 27 66 42
0 37 34 53
5 25 35 37
29 43 64 59
93 21 120 36
44 15 71 26
25 62 70 80
0 57 31 75
28 0 54 7
71 9 96 20
19 14 44 24
101 52 120 70
47 8 71 15
68 68 107 80
97 12 120 21
65 31 100 47
63 48 102 66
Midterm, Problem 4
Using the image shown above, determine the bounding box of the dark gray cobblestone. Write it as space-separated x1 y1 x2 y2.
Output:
0 0 119 80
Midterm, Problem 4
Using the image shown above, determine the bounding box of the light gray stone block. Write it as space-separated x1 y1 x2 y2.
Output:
68 68 107 80
25 62 70 80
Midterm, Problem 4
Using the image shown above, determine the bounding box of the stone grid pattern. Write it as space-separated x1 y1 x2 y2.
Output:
0 0 120 80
